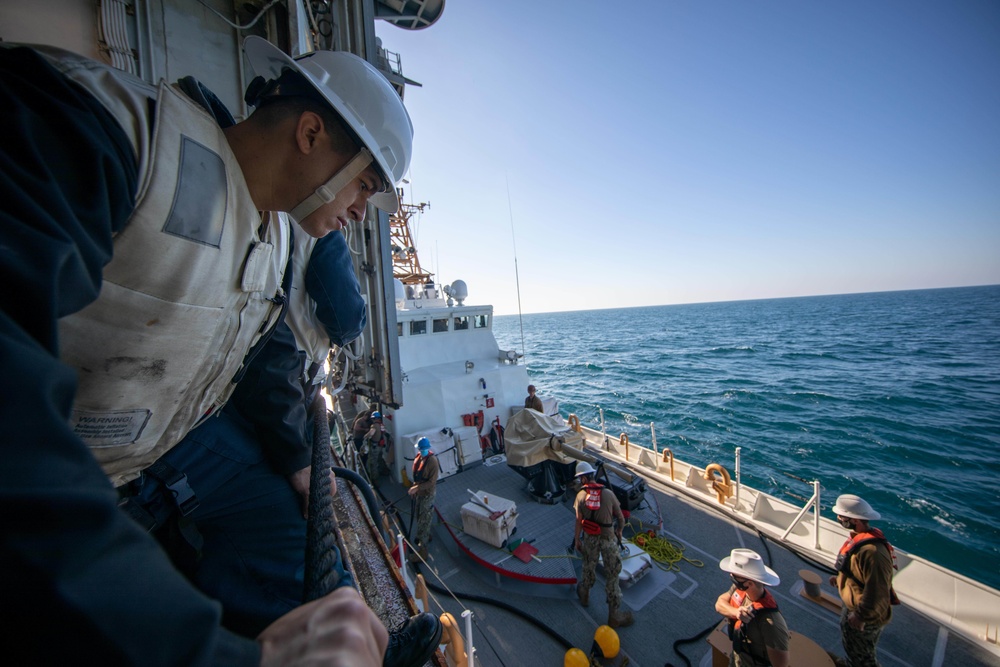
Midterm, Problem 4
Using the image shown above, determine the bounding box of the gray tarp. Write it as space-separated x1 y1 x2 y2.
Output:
503 409 586 468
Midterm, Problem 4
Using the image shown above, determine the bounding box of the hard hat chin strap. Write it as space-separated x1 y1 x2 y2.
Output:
289 148 374 223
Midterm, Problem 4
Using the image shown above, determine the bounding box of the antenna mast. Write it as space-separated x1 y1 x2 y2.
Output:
389 192 432 286
506 176 526 363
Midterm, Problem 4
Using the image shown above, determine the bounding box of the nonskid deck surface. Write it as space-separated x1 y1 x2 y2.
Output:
431 457 577 583
377 461 1000 667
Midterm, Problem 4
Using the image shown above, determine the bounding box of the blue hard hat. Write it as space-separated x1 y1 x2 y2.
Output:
371 411 381 419
416 437 431 452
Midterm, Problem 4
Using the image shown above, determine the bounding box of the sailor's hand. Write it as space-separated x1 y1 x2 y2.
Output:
288 466 338 519
258 587 387 667
737 606 756 624
847 610 865 631
828 575 837 587
408 485 418 497
574 538 582 553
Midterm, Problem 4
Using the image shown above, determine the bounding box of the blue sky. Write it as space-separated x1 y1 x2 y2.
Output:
376 1 1000 316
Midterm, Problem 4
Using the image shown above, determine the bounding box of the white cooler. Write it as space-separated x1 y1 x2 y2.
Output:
460 490 518 548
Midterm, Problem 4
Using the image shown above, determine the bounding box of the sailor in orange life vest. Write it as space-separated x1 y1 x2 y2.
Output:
829 494 897 667
364 411 388 481
407 437 439 560
572 461 634 628
714 548 790 667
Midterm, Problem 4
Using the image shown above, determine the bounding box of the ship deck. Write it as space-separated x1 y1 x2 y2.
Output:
376 454 1000 667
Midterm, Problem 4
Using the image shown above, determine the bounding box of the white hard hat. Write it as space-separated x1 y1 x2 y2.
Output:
574 461 596 477
719 548 780 587
833 494 880 520
243 36 413 213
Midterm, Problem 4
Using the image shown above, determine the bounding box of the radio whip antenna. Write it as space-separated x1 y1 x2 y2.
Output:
506 174 526 364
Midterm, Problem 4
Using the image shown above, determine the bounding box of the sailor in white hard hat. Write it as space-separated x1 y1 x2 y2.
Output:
241 35 414 236
715 548 790 667
830 494 897 667
0 36 423 667
572 460 635 628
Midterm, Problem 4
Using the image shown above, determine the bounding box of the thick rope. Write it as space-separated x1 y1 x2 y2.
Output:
304 394 342 602
625 523 704 572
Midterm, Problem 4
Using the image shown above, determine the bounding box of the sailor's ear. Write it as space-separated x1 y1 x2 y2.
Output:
294 110 325 153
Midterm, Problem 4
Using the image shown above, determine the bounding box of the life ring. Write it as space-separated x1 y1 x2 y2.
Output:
567 414 581 432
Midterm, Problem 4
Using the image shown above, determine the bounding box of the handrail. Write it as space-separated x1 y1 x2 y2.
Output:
780 479 822 549
734 447 742 513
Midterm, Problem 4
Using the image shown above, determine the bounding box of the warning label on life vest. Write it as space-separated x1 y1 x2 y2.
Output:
70 409 152 446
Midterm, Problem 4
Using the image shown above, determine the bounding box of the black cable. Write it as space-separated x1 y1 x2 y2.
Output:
664 620 717 667
407 495 416 541
331 465 391 547
418 571 574 651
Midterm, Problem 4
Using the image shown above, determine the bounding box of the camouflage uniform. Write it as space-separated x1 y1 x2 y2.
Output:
579 533 623 612
575 483 631 626
411 451 439 553
839 607 885 667
414 488 436 549
364 439 384 481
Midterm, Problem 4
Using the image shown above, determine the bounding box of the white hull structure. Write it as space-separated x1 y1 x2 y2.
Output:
382 283 530 482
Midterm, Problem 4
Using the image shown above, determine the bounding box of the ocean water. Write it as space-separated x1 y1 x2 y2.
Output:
493 285 1000 590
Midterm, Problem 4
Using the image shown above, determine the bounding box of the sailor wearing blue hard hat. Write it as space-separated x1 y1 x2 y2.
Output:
363 410 388 482
408 437 439 560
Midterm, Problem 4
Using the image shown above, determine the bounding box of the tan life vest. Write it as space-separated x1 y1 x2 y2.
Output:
284 227 333 382
47 49 290 487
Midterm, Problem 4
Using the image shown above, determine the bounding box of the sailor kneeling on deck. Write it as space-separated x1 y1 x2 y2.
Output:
408 437 439 560
573 461 635 628
715 548 790 667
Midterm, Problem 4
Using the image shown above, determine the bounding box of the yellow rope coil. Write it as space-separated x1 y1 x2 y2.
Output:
626 526 703 572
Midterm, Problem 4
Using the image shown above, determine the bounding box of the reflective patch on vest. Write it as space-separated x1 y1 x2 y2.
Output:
163 137 227 246
70 409 152 446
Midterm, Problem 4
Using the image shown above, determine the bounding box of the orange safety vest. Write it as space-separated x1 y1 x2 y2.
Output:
412 452 434 482
580 483 610 535
836 527 900 604
728 588 781 666
728 588 779 631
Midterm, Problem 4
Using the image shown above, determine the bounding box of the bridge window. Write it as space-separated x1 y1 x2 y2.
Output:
454 316 469 331
473 314 489 329
409 320 427 335
433 317 449 333
397 322 403 337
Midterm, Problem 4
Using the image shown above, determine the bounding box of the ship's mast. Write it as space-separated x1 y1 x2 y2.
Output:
389 196 433 286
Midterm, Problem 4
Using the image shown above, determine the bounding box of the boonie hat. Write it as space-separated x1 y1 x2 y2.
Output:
719 548 780 587
833 494 880 520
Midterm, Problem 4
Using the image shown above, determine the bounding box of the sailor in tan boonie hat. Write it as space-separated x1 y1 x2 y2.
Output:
719 548 781 587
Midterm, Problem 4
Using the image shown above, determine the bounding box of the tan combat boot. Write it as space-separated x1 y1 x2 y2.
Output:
576 584 589 607
608 608 634 628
